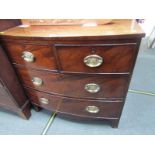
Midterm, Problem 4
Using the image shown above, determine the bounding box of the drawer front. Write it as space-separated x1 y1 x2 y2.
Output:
55 43 137 73
17 68 129 99
4 42 56 70
26 89 122 118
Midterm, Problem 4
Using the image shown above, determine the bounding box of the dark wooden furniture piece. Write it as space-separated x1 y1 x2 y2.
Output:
0 20 31 119
0 20 145 127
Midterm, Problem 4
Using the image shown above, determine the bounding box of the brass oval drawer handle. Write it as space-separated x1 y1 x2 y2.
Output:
39 98 49 105
85 105 100 114
84 54 103 67
32 77 43 86
85 83 100 93
22 51 35 62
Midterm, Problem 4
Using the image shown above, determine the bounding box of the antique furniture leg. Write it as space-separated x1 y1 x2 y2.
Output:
32 104 42 112
111 119 120 128
18 103 31 119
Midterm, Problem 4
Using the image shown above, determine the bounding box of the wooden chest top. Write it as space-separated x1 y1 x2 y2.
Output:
0 20 145 39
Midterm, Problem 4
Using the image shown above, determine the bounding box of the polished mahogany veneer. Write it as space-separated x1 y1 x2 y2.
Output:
26 89 123 119
16 68 129 99
55 43 137 73
3 42 56 71
0 19 145 127
1 20 144 38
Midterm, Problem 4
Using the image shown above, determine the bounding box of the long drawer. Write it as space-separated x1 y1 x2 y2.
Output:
55 43 137 73
26 88 122 119
16 68 129 99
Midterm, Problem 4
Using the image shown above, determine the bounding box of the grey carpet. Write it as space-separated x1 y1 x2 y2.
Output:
0 109 51 135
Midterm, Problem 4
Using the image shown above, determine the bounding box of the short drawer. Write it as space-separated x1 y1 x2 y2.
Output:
17 68 129 99
26 89 122 118
3 42 57 70
55 43 137 73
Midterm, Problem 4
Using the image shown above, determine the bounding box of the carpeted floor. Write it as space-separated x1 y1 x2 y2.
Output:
0 37 155 135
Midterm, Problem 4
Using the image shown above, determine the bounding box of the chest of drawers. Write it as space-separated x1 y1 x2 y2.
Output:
0 45 31 119
0 20 145 127
0 20 31 119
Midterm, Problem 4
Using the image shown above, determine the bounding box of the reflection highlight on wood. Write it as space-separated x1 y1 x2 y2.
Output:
21 19 113 26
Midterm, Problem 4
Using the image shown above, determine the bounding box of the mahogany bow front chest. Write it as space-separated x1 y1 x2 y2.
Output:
0 20 145 127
